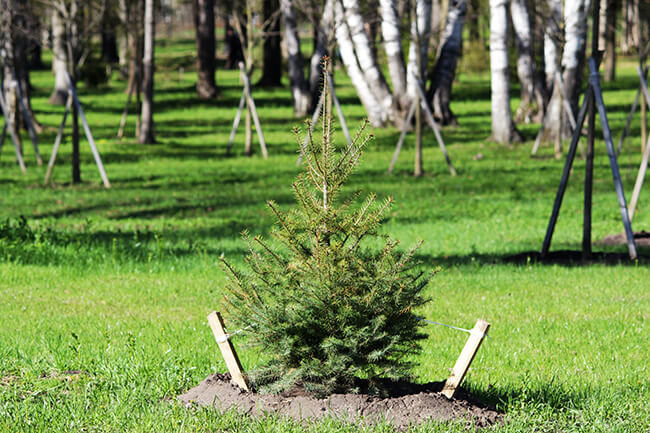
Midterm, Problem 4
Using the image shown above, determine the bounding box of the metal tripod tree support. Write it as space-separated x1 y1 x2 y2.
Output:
388 72 456 176
226 62 268 158
296 70 351 166
541 58 638 260
44 72 111 188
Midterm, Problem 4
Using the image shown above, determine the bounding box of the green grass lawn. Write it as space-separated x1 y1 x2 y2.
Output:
0 38 648 432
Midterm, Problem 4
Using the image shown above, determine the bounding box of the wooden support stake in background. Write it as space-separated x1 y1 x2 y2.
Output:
441 319 490 399
207 311 250 392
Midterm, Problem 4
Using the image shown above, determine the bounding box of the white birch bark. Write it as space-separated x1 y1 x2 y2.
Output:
334 1 384 126
542 0 590 140
406 0 432 102
489 0 519 144
379 0 407 106
560 0 590 125
341 0 394 122
139 0 155 143
428 0 466 125
49 8 69 105
281 0 309 116
511 0 545 123
543 0 561 90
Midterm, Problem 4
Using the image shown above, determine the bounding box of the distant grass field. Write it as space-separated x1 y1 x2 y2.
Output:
0 35 648 432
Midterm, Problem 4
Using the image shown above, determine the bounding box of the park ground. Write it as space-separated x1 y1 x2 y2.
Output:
0 37 648 432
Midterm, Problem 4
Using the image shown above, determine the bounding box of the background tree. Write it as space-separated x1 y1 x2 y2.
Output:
193 0 218 99
489 0 521 144
258 0 282 87
139 0 155 144
427 0 466 126
511 0 545 123
281 0 310 116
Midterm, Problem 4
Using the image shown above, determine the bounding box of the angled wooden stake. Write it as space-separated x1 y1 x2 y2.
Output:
441 319 490 399
207 311 250 392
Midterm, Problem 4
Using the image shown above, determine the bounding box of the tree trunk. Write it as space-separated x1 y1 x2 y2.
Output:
467 0 480 41
101 5 119 64
341 0 394 124
557 0 590 140
621 0 638 54
139 0 155 144
193 0 218 98
27 7 44 69
543 0 561 91
511 0 545 123
380 0 407 108
258 0 283 87
603 0 616 82
406 0 432 104
334 1 384 126
427 0 466 126
281 0 310 116
308 0 334 111
49 8 70 105
489 0 521 144
2 0 40 132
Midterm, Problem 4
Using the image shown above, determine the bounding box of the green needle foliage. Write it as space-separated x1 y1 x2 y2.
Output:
220 67 430 397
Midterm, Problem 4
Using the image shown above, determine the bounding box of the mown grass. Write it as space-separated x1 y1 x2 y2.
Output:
0 37 648 432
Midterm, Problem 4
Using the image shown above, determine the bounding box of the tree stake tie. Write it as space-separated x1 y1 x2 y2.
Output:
418 317 490 340
213 325 252 344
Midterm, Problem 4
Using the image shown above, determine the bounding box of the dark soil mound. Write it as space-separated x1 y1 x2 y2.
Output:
599 231 650 248
178 373 502 429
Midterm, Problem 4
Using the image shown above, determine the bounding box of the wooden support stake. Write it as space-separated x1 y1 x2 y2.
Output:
388 101 417 174
414 77 456 176
226 90 247 155
297 86 325 166
238 62 268 159
65 73 111 188
12 77 42 165
628 133 650 221
327 72 352 145
0 87 26 173
441 319 490 399
207 311 250 392
44 94 72 185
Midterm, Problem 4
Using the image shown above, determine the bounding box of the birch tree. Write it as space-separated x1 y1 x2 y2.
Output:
281 0 309 116
341 0 394 124
49 6 70 104
334 1 384 126
543 0 561 91
489 0 521 144
427 0 466 126
405 0 432 104
511 0 545 123
139 0 155 144
379 0 407 108
542 0 590 141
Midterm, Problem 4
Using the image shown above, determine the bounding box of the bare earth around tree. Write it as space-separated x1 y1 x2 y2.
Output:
178 373 502 429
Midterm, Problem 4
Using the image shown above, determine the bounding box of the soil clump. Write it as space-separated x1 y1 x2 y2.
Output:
178 373 502 429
